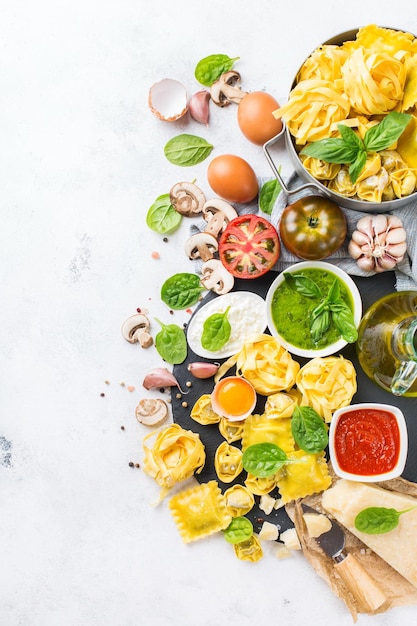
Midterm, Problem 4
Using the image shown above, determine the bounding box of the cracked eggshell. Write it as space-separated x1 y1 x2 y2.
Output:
148 78 188 122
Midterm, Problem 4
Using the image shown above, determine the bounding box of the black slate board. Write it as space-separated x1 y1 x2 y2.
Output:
172 270 417 536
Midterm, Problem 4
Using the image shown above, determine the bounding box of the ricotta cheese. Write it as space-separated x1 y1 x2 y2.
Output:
322 479 417 588
187 291 267 358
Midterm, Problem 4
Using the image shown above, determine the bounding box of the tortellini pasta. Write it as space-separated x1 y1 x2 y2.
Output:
190 394 221 425
223 484 255 517
214 441 243 483
233 535 263 562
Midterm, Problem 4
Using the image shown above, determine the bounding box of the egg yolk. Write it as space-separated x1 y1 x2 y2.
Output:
215 378 255 417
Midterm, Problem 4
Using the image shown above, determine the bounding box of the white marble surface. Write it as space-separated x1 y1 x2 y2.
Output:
1 1 417 624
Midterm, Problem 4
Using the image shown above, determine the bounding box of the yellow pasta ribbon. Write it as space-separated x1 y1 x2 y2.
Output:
214 334 300 395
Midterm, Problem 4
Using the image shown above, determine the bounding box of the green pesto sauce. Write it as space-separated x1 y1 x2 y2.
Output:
271 268 353 350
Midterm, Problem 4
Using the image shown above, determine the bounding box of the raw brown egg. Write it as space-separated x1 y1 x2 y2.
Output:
211 376 256 421
207 154 258 203
237 91 283 145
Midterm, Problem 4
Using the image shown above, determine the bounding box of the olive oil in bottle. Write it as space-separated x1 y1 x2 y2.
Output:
356 291 417 396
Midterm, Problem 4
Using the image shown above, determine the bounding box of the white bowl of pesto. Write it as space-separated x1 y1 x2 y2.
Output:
265 261 362 358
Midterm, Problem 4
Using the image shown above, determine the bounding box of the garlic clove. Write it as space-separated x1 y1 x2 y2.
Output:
148 78 188 122
188 90 210 125
187 362 220 379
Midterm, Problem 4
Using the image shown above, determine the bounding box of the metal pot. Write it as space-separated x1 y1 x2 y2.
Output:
264 29 417 213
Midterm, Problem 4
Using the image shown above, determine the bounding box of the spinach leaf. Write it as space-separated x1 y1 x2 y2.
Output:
291 406 328 453
284 272 322 298
146 193 182 234
201 306 231 351
242 443 287 477
259 178 282 215
354 506 416 534
164 134 213 166
223 516 253 544
154 318 187 364
161 273 204 310
195 54 240 86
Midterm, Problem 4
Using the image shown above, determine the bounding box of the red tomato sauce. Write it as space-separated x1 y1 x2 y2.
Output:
334 408 400 475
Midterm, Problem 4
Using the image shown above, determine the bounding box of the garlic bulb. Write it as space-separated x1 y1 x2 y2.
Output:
348 214 407 272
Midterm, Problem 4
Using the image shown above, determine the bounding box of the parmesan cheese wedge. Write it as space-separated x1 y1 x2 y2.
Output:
322 479 417 588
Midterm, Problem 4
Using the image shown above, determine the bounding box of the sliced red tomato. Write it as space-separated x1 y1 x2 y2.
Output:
219 214 280 279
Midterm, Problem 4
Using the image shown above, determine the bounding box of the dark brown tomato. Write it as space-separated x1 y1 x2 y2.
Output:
279 196 347 260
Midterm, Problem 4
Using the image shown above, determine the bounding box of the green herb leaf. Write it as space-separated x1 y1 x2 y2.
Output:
201 306 231 351
160 273 204 310
326 278 340 303
146 193 182 234
300 137 359 164
284 272 322 298
195 54 240 86
364 111 412 153
259 178 282 215
337 123 365 151
242 442 287 477
164 134 213 166
310 308 330 343
291 406 328 454
354 506 416 534
223 516 253 544
348 149 367 184
330 300 358 343
154 318 187 364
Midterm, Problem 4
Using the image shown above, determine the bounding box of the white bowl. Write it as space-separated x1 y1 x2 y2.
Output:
329 403 408 482
265 261 362 358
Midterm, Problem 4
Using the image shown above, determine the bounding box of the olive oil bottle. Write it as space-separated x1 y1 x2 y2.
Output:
356 291 417 396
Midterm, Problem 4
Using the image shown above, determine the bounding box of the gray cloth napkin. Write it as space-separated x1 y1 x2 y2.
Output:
191 172 417 291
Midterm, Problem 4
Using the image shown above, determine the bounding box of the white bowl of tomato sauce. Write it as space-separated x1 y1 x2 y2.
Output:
329 403 408 481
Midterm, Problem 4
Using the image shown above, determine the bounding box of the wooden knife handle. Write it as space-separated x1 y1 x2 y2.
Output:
335 553 388 612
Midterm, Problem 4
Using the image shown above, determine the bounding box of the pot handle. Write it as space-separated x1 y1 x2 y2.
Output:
263 125 325 197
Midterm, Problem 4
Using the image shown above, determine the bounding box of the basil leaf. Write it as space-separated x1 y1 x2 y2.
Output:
259 178 282 215
223 516 253 544
164 134 213 166
354 506 416 534
310 308 330 343
284 272 322 298
154 318 187 364
201 306 231 351
348 149 368 184
161 273 204 310
326 278 340 303
364 111 412 153
242 443 287 477
337 123 365 151
195 54 240 86
146 194 182 234
330 300 358 343
300 138 359 164
291 406 328 454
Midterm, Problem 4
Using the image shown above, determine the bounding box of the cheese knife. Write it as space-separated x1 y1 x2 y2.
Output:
302 504 387 612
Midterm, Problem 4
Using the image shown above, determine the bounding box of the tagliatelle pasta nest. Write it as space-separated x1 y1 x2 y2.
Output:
274 24 417 202
214 334 300 395
142 424 206 498
296 355 357 422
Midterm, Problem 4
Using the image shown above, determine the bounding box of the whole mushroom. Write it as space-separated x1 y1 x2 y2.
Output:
135 398 169 426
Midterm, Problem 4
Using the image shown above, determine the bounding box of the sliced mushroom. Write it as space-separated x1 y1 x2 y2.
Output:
135 398 169 426
202 198 238 237
184 232 218 261
201 259 234 295
169 182 206 217
210 71 247 107
122 313 152 345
